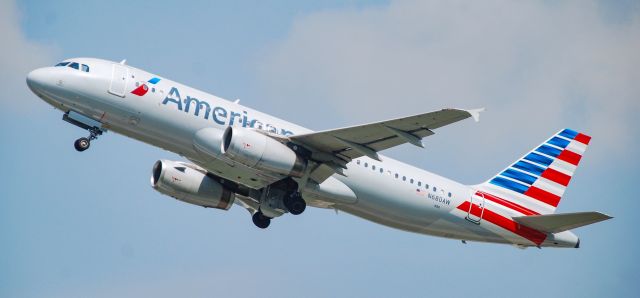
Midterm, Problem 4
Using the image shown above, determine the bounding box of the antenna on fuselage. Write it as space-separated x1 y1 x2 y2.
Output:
119 59 127 65
234 99 240 104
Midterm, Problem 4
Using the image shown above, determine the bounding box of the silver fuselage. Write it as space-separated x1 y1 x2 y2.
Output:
26 58 578 248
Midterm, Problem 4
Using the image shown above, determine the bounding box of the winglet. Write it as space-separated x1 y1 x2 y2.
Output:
467 108 485 122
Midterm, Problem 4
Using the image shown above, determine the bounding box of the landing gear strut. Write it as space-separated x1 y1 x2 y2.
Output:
63 112 104 152
252 211 271 229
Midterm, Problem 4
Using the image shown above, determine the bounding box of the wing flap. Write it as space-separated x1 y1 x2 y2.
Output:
513 212 613 233
291 108 477 161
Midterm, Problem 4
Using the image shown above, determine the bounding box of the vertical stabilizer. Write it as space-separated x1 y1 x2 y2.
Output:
476 129 591 215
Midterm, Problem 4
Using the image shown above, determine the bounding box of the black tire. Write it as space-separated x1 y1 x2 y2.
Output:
74 137 90 152
284 193 306 215
252 212 271 229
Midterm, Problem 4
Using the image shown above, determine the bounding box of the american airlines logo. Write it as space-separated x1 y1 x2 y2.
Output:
131 77 161 96
162 87 294 136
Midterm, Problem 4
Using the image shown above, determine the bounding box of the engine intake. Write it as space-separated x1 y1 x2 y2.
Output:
220 126 307 177
151 160 234 210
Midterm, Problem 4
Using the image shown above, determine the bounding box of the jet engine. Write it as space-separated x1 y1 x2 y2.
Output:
151 160 234 210
220 126 307 177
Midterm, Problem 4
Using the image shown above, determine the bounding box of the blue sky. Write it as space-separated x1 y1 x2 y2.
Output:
1 1 639 297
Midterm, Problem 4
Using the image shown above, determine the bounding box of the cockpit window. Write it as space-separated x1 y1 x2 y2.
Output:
55 61 90 72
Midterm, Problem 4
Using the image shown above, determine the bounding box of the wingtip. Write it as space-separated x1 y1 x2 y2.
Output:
467 108 485 122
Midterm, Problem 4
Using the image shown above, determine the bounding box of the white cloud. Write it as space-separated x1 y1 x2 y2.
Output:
0 0 56 113
255 0 640 166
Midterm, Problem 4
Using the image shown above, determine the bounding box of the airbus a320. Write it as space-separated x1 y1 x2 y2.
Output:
26 58 612 248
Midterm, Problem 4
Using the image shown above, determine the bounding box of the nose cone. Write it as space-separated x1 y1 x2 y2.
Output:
26 67 55 94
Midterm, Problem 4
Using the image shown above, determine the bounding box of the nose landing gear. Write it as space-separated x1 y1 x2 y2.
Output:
63 112 105 152
73 127 103 152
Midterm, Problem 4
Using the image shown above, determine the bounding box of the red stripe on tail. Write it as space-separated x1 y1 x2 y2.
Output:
524 186 561 207
574 133 591 145
457 201 547 246
557 150 582 166
540 168 571 186
477 191 539 216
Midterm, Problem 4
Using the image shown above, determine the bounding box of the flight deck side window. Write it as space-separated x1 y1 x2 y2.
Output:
81 64 90 72
55 62 70 67
68 62 79 70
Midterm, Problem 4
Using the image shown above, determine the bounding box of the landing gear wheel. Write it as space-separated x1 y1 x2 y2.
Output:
74 137 90 152
284 193 307 215
252 211 271 229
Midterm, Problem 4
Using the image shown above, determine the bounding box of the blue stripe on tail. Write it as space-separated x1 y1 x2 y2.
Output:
501 168 537 185
490 177 529 194
512 161 545 176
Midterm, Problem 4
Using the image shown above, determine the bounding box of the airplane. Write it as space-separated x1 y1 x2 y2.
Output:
26 57 612 248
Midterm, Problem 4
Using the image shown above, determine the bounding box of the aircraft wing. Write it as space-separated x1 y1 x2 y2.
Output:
290 108 483 181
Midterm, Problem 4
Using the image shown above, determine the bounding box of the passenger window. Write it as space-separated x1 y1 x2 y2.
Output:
364 162 368 168
425 184 429 189
418 181 422 186
379 168 383 173
402 176 406 181
372 165 376 170
448 192 452 197
395 173 399 179
357 160 361 165
81 64 90 72
410 178 414 184
433 187 436 192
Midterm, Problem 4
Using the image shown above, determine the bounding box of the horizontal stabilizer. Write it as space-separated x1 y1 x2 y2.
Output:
513 212 612 233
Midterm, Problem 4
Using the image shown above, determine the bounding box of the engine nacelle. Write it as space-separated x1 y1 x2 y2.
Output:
220 126 307 177
151 160 234 210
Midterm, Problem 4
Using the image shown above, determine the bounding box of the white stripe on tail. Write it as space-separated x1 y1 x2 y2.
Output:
475 129 591 215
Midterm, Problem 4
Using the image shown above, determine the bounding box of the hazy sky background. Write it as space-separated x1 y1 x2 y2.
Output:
1 0 639 297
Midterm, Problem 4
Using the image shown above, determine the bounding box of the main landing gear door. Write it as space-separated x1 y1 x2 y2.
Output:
466 191 485 224
108 64 128 97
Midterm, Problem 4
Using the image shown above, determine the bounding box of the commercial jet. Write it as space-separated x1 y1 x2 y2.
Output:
26 58 612 248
